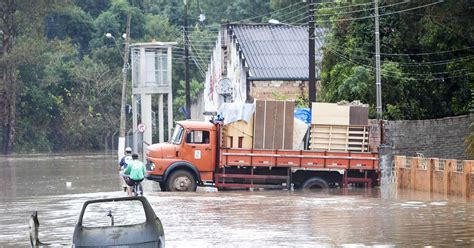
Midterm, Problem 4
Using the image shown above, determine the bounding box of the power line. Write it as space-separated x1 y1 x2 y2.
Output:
316 0 410 17
272 4 308 22
326 47 474 81
328 45 472 76
323 43 474 67
292 15 314 25
375 46 474 56
282 11 310 25
315 1 443 23
241 2 304 22
311 1 374 9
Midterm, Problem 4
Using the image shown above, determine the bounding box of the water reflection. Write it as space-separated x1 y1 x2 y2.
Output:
0 154 473 247
0 158 17 198
0 153 121 198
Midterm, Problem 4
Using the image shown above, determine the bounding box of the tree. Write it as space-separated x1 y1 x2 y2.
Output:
318 0 474 120
45 6 96 54
144 14 180 41
0 0 18 153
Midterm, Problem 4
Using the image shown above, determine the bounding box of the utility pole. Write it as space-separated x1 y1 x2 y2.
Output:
308 0 316 109
118 12 131 160
184 0 191 119
374 0 382 120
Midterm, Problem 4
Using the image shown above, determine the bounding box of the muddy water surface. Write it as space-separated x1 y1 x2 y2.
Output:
0 153 473 247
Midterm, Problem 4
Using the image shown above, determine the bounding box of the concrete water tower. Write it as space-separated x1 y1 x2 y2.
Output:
130 42 176 156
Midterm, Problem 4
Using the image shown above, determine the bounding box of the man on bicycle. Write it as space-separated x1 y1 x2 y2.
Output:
118 147 133 192
124 153 146 196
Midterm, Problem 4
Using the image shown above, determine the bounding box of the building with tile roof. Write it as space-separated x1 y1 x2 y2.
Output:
200 23 325 116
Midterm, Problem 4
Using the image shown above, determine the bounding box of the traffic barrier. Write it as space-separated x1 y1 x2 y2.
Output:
394 156 473 198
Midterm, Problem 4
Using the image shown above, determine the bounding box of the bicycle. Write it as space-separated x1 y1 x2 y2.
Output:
131 180 144 196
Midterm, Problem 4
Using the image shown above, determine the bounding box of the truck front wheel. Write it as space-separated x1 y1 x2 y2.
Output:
301 177 329 192
166 170 197 192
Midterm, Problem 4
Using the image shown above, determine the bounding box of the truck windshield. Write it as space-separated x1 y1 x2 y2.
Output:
170 124 184 144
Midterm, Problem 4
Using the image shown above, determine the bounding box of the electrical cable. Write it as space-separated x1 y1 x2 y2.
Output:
315 1 443 23
316 0 410 17
326 47 474 81
240 2 304 22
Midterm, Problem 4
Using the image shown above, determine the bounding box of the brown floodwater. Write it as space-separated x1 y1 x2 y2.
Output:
0 153 473 247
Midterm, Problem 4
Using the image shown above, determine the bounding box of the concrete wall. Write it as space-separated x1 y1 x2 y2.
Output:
384 114 473 160
395 156 473 198
191 91 205 121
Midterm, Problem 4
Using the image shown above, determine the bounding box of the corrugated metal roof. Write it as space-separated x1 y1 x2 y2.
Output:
229 24 324 80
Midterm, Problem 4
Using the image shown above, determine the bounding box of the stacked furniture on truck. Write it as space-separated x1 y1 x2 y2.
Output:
215 100 379 189
310 102 370 152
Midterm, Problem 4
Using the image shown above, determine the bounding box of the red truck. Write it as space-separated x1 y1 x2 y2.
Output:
145 120 380 192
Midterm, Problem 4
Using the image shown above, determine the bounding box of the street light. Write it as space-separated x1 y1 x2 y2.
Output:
105 33 126 59
268 19 280 25
105 12 131 160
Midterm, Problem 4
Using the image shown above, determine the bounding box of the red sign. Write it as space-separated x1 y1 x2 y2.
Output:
137 123 146 133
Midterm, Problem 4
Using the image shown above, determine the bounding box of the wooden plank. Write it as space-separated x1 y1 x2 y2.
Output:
312 102 350 125
284 101 295 149
264 100 276 149
349 106 369 125
253 100 266 149
310 123 369 152
274 101 285 149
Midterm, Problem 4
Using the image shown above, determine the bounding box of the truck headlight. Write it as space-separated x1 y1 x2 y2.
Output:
146 161 156 171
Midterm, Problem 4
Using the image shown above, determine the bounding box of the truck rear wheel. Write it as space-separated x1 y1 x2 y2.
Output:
166 170 197 192
301 177 329 192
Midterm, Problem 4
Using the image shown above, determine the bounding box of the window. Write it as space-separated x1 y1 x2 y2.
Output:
186 130 210 144
170 124 184 144
238 136 244 148
82 201 146 227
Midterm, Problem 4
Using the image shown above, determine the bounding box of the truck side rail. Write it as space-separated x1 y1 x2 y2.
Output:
219 148 379 170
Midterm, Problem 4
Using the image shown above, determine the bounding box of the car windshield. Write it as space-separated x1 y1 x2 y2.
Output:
170 124 184 144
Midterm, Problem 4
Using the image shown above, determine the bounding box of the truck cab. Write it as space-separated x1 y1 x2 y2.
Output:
146 121 217 191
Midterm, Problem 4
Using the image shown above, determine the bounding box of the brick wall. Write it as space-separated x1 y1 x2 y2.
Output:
251 80 307 100
384 114 473 160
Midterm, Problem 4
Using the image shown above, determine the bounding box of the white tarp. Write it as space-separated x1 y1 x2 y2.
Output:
293 118 309 150
217 102 255 125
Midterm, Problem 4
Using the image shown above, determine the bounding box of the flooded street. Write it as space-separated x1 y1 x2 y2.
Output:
1 153 473 247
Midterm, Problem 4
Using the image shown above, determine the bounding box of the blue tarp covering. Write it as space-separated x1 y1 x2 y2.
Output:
294 108 311 124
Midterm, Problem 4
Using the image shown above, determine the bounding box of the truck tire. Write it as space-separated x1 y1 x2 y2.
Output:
301 177 329 192
166 170 197 192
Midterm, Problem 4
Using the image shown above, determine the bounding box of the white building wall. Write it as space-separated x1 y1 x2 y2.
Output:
204 28 247 114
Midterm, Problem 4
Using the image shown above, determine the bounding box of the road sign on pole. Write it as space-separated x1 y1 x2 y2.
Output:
137 123 146 133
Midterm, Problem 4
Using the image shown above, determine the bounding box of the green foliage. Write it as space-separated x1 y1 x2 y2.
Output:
144 14 179 41
8 0 473 152
174 79 204 119
319 0 474 120
45 6 96 53
16 38 78 152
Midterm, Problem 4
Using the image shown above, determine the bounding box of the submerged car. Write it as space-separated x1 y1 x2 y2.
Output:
30 196 165 247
